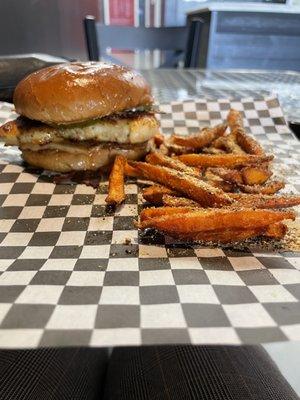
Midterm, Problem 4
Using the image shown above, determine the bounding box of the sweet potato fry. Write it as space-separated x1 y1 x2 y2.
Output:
178 153 273 168
166 223 287 243
146 152 200 177
124 162 139 178
138 208 295 233
208 180 234 193
165 142 194 155
227 109 244 131
153 133 165 147
105 155 126 205
158 144 169 155
140 206 196 223
229 193 300 209
212 136 228 150
171 124 227 149
235 130 265 156
132 162 232 207
212 134 245 154
142 185 177 204
202 146 226 155
265 222 288 239
164 192 300 210
210 168 243 184
241 167 272 185
223 134 245 154
227 109 265 156
162 194 200 208
204 169 235 192
238 181 285 195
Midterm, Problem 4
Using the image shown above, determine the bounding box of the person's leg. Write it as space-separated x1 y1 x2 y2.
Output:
0 347 108 400
103 345 299 400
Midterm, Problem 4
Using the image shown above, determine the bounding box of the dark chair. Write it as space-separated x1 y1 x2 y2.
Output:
184 18 204 68
83 15 202 68
84 16 100 62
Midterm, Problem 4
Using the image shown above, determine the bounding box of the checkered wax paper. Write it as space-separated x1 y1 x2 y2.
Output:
0 96 299 349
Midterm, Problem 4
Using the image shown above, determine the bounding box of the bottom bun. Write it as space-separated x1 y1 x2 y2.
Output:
22 143 149 172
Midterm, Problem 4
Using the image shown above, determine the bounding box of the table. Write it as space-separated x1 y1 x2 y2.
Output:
142 69 300 122
144 70 300 395
0 70 299 350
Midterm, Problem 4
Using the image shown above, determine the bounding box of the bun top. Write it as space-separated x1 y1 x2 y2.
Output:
13 62 153 125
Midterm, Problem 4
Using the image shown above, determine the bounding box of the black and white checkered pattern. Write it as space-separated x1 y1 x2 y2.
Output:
142 69 300 122
0 96 299 349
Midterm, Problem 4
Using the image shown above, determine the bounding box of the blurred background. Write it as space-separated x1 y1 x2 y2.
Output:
0 0 300 124
0 0 300 69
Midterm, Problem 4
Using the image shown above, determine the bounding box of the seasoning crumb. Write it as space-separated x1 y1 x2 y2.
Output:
124 238 131 245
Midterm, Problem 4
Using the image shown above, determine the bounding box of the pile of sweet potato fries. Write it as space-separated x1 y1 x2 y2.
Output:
105 109 300 244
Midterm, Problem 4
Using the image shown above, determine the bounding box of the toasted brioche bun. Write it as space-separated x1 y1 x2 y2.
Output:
21 142 150 173
14 62 153 125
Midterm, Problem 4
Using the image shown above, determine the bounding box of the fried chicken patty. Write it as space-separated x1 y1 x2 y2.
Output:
0 114 159 148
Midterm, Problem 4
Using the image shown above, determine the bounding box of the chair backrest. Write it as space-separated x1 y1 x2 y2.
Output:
96 24 188 53
84 16 100 61
184 19 204 68
83 16 203 68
